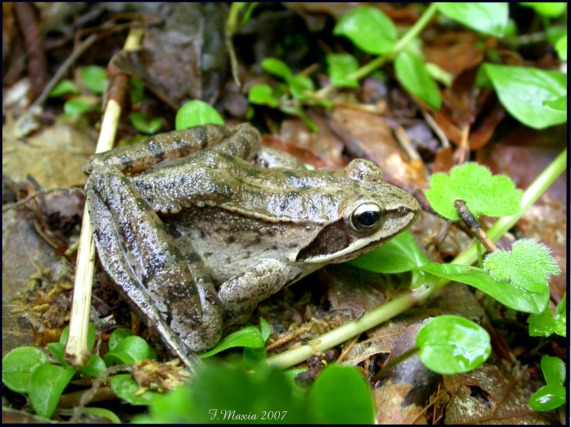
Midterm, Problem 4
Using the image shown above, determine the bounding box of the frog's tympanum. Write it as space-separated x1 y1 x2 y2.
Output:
84 123 419 367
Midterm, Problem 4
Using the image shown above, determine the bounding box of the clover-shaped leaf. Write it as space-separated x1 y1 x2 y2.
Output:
484 239 561 294
425 163 522 220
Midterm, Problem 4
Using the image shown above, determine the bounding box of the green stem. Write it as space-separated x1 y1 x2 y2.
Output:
266 283 432 369
347 3 439 82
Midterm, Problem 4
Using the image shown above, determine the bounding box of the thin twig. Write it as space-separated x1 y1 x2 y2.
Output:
454 199 498 253
64 28 144 368
31 33 98 109
14 2 48 100
68 364 132 423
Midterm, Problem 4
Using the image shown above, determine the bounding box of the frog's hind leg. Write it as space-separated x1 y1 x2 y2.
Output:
85 170 223 366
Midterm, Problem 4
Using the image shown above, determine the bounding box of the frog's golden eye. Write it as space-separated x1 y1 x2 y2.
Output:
350 203 383 232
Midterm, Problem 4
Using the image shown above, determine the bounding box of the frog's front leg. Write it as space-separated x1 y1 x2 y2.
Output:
217 260 320 324
85 169 223 365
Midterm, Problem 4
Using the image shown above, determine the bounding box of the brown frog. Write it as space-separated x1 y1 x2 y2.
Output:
84 123 420 367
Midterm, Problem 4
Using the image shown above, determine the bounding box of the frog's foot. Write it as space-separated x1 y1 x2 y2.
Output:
85 170 223 360
218 259 310 325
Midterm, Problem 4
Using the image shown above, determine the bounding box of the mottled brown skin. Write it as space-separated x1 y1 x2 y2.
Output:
84 123 420 367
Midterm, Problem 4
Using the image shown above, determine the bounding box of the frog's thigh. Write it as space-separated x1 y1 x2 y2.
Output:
217 259 301 324
85 171 223 355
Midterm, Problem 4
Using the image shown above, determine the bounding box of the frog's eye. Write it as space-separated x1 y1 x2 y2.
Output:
350 203 383 232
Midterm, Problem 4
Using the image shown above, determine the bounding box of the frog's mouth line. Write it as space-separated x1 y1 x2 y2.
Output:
295 210 417 264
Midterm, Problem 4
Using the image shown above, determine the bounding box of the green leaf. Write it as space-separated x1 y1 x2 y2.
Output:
307 364 375 424
241 2 260 24
29 364 76 418
554 34 567 61
259 317 272 341
82 407 122 424
130 112 163 135
175 100 224 130
528 304 567 337
110 374 161 406
132 385 195 423
519 2 567 17
437 3 508 37
80 65 107 95
483 64 567 129
417 315 491 375
47 342 68 367
108 328 133 352
80 355 108 377
349 231 429 274
103 336 158 365
529 384 567 411
290 74 314 100
130 77 145 105
394 50 442 109
243 346 267 367
333 6 397 55
326 53 359 88
556 294 566 316
199 325 265 358
248 84 280 108
419 263 549 314
541 355 566 386
48 79 80 97
425 162 522 220
63 97 98 117
484 239 560 294
543 95 567 112
261 58 293 81
2 347 49 393
178 362 304 423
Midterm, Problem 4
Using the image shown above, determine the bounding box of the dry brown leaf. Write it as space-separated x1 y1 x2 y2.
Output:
3 120 96 188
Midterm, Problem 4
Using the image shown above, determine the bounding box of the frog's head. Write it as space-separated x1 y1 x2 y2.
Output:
296 159 419 264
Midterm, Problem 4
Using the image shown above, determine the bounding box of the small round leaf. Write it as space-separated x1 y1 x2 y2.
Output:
417 315 491 375
104 336 158 365
80 65 107 95
175 100 224 130
529 384 567 411
307 364 375 424
110 374 161 406
29 364 76 418
2 347 49 393
49 80 80 97
108 328 133 352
